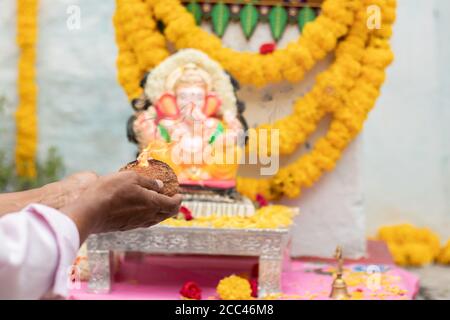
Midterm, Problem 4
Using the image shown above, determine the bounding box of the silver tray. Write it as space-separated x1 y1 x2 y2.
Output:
87 225 291 297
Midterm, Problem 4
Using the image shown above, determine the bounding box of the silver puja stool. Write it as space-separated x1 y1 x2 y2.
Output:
86 225 291 297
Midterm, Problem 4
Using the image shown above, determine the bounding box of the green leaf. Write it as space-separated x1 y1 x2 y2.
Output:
186 1 202 25
208 122 224 145
269 5 288 42
158 124 171 143
0 146 66 192
240 4 259 39
211 3 231 37
298 6 317 32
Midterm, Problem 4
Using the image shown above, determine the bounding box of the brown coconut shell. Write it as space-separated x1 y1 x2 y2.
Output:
120 159 179 197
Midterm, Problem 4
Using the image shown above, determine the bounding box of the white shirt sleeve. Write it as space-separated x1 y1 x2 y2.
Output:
0 204 80 299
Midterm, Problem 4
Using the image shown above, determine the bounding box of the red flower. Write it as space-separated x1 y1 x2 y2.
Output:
180 206 194 221
249 278 258 298
255 194 269 208
180 281 202 300
259 43 276 55
251 263 259 278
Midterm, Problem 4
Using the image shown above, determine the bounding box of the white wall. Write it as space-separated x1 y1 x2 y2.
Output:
0 0 18 154
0 0 136 173
363 0 450 239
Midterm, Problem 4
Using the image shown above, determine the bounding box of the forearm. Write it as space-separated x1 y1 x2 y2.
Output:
0 183 67 217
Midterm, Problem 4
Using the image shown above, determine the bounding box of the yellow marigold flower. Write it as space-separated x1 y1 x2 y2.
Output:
387 244 407 266
406 243 435 266
350 291 364 300
378 224 441 266
161 205 295 229
437 240 450 265
217 275 252 300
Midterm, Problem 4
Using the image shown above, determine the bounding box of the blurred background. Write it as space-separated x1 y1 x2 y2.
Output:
0 0 449 239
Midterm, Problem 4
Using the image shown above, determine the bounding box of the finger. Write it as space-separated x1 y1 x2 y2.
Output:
136 219 161 230
158 210 179 221
135 175 164 192
159 194 182 216
142 190 181 216
170 194 183 205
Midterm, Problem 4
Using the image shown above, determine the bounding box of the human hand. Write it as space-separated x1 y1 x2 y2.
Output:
62 171 182 243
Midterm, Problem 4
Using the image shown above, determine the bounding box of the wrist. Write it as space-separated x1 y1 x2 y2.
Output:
61 199 102 243
39 182 68 209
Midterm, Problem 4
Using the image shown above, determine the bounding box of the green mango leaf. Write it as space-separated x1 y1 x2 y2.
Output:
208 122 224 145
269 5 288 42
158 124 171 143
298 6 317 32
186 1 202 26
211 3 231 37
240 4 259 39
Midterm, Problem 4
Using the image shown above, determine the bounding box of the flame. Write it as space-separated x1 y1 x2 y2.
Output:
137 148 150 167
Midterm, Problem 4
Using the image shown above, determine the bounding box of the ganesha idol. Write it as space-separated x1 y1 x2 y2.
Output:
127 49 254 216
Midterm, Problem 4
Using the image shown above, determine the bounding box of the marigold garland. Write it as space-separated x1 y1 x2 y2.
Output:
437 239 450 265
15 0 39 178
246 0 371 157
237 0 396 200
115 0 366 157
377 224 441 267
113 0 397 200
147 0 359 87
114 0 169 100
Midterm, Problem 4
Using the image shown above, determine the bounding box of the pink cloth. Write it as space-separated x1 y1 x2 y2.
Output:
0 204 80 299
70 255 419 300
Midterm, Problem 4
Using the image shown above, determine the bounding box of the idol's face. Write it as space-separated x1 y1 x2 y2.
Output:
176 85 206 114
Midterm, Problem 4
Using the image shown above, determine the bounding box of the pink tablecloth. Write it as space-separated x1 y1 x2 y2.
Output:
69 254 419 300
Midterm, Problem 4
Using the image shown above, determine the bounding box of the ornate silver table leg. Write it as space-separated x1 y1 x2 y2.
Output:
87 249 111 294
85 226 291 297
258 256 283 297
